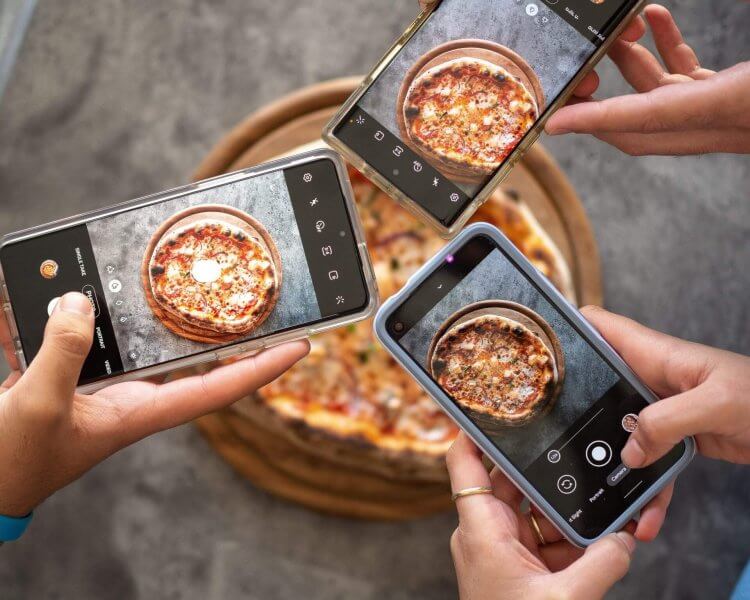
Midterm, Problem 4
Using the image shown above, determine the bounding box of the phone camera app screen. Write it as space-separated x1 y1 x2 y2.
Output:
1 159 369 386
335 0 638 226
389 235 685 538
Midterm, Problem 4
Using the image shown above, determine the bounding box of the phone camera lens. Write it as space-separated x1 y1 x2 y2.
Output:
393 322 404 333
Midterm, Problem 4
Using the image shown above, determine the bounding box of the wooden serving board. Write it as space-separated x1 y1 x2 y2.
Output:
191 77 602 520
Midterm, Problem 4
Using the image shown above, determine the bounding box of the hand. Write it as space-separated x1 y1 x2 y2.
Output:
582 306 750 467
546 5 750 156
447 433 637 600
0 292 309 517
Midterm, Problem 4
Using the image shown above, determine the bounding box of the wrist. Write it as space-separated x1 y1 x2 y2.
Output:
0 511 33 542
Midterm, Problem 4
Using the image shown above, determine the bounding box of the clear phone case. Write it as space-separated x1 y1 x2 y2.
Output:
0 149 379 393
322 0 647 238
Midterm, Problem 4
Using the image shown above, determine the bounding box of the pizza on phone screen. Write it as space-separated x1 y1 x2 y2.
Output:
403 58 538 178
149 217 280 337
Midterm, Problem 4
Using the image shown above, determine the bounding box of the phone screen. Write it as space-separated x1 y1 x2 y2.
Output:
387 234 685 538
1 158 370 387
334 0 637 227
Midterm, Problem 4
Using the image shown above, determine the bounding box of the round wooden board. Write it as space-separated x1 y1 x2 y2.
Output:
140 204 282 344
191 77 602 520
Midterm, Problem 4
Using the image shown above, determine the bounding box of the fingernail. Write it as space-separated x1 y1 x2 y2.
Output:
621 439 646 468
58 292 93 316
615 532 636 554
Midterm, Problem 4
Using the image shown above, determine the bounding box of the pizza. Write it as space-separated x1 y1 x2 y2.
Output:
402 58 538 178
149 217 279 336
229 168 574 478
430 314 557 426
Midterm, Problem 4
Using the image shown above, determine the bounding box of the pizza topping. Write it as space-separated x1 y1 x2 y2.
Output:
404 58 538 172
149 219 278 334
432 315 555 423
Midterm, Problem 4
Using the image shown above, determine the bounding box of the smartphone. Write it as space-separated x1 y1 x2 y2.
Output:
324 0 645 236
0 150 378 393
374 223 694 545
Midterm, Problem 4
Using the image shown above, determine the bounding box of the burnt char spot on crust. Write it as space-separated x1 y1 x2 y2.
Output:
493 72 506 83
405 106 419 118
432 358 447 376
150 264 165 276
511 326 525 337
505 189 520 201
234 231 246 242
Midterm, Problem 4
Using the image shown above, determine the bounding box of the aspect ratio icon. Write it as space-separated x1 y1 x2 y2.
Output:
321 245 334 257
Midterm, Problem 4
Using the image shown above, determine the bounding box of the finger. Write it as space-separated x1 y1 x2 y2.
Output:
559 533 635 599
608 38 669 93
634 483 674 541
592 127 750 156
0 307 19 371
618 13 646 43
539 540 585 571
544 74 728 135
489 466 524 507
579 306 707 398
529 506 565 544
0 370 21 393
446 433 502 529
621 385 709 468
126 340 310 436
17 292 94 405
645 5 712 78
571 70 600 99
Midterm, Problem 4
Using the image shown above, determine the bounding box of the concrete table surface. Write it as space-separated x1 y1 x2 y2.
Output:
0 1 748 598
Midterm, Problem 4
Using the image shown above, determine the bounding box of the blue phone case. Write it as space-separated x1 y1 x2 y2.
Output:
373 222 694 547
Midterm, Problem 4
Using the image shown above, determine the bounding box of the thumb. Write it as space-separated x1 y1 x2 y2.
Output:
20 292 94 402
557 533 635 599
580 306 707 398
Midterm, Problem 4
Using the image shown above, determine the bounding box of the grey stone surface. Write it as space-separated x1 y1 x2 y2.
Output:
0 1 748 599
87 169 319 370
400 248 618 469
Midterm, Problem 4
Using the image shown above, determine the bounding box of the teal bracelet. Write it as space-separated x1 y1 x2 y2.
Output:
0 512 33 542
